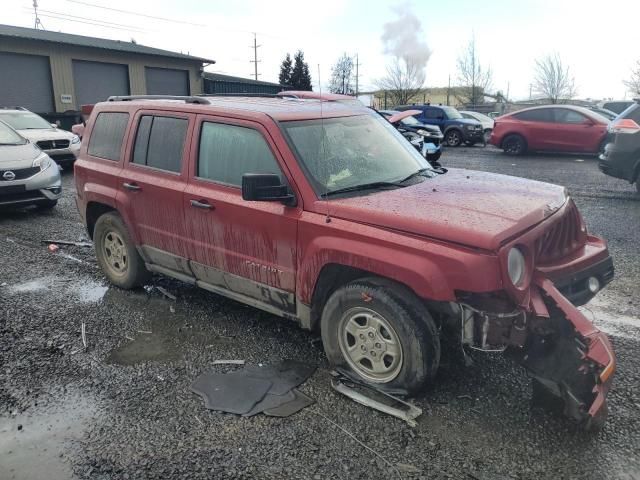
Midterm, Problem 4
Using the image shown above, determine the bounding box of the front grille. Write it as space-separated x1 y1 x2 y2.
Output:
534 200 584 265
0 167 40 180
0 189 44 204
37 139 70 150
49 153 76 162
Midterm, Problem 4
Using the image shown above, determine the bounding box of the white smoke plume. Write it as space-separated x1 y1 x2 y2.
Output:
381 3 432 69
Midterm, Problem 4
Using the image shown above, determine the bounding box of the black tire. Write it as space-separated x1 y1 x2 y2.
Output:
426 150 442 162
35 199 57 210
94 212 150 289
502 134 527 156
444 129 463 147
320 279 440 393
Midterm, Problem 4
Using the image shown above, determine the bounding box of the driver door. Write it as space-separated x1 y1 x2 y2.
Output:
183 115 300 314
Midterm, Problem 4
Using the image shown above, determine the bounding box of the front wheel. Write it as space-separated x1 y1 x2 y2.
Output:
320 279 440 393
94 212 150 289
502 134 527 156
445 129 463 147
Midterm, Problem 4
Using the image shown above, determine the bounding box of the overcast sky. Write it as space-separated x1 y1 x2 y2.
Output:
4 0 640 100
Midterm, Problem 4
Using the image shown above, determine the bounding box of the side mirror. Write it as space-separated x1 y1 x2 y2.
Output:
242 173 296 206
50 123 58 129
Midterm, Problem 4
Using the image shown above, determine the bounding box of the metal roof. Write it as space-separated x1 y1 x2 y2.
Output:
203 72 284 88
0 24 215 63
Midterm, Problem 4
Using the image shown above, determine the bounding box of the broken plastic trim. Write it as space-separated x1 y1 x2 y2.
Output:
331 376 422 427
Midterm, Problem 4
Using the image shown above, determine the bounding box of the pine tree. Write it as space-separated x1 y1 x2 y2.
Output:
290 50 313 91
278 53 293 86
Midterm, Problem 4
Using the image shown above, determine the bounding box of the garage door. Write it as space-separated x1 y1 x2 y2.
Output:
73 60 129 107
0 52 54 113
145 67 189 95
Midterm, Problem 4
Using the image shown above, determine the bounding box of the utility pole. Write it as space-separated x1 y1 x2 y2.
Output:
354 54 361 97
529 84 533 100
446 74 451 106
33 0 44 30
506 82 510 102
250 33 261 81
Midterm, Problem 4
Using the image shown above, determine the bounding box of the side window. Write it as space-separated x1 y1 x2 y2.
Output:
88 112 129 160
513 109 551 122
424 108 441 119
554 109 587 124
131 115 187 173
198 122 282 187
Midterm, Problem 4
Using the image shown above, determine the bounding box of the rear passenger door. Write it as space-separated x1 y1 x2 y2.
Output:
118 111 194 276
513 108 554 150
183 115 299 315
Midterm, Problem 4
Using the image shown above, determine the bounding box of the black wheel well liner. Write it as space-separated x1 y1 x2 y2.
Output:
85 202 116 239
309 263 433 332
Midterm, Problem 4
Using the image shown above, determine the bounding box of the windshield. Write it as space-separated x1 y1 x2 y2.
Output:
0 112 53 130
442 106 463 119
282 113 431 196
0 121 27 145
400 116 420 126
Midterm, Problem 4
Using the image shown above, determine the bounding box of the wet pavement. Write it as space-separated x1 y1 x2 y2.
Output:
1 148 639 479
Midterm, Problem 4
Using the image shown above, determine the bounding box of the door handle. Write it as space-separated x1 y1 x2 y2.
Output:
122 182 141 191
190 199 214 210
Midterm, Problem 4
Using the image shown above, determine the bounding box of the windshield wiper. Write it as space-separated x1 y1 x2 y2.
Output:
397 167 434 183
322 180 406 197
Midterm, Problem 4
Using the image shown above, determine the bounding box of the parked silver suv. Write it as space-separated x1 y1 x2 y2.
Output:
0 107 80 165
0 121 62 209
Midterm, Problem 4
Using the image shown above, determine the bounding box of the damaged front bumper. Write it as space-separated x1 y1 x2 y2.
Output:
458 276 615 430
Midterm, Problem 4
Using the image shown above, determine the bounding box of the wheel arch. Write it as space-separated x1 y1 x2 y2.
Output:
85 201 116 239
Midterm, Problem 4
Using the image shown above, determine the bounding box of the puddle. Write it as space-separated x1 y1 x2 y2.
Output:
0 391 98 480
108 332 181 365
7 275 109 304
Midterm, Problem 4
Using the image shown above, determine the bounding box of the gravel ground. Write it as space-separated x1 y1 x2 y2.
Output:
1 147 639 480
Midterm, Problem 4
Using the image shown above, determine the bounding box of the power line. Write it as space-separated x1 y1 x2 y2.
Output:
64 0 206 27
33 12 148 33
34 8 151 31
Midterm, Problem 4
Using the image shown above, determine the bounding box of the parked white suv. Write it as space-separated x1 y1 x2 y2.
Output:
0 107 80 165
460 110 495 142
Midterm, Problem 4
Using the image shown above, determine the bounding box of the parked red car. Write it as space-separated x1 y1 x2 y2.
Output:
75 95 615 430
490 105 609 155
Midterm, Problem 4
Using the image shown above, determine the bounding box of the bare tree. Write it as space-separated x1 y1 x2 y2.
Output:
329 53 355 95
623 60 640 96
456 36 492 106
533 53 577 104
376 58 425 107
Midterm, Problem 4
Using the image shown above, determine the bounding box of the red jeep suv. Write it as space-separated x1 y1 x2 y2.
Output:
75 95 616 429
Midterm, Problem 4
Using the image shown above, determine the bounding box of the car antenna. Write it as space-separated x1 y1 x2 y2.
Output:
318 63 331 223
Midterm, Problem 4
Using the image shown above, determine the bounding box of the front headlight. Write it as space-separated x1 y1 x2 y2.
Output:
507 247 526 286
417 129 431 136
71 135 81 144
33 153 52 171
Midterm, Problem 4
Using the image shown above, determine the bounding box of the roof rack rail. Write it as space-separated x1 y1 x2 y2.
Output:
198 93 283 98
107 95 210 104
0 106 28 111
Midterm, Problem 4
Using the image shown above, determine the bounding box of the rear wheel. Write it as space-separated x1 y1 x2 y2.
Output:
321 279 440 393
502 134 527 156
94 212 150 289
445 129 463 147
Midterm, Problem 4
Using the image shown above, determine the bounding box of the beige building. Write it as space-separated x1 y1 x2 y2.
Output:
0 24 214 116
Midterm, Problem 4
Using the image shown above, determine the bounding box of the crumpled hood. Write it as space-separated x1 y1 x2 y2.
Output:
0 142 42 169
17 128 75 142
327 168 567 251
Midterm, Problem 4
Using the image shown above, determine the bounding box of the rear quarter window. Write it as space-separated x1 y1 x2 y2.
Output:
513 109 552 122
88 112 129 161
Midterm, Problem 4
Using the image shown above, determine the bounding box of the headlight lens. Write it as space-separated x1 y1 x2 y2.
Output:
33 153 52 171
465 124 474 129
417 129 430 136
507 247 526 286
71 135 81 144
